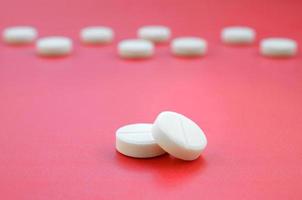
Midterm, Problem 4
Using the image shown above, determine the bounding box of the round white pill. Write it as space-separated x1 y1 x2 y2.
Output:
221 26 255 45
118 39 154 59
80 26 114 44
152 111 207 161
36 36 73 56
260 38 297 57
116 123 166 158
137 25 171 43
171 37 207 57
3 26 38 44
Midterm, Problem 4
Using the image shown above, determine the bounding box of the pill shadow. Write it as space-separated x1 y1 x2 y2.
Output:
258 54 297 60
35 54 72 60
114 151 207 186
117 56 154 62
171 54 206 60
3 43 34 48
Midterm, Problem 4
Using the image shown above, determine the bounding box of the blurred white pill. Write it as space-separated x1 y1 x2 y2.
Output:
152 111 207 161
260 38 297 57
137 25 171 43
116 123 166 158
171 37 207 57
3 26 38 44
221 26 255 44
36 36 72 56
118 39 154 58
80 26 114 44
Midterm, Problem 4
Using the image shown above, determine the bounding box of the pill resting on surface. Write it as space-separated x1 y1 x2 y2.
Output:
137 25 171 43
3 26 38 44
152 111 207 161
260 38 297 57
80 26 114 44
118 39 154 59
221 26 255 45
171 37 207 57
36 36 73 56
116 123 166 158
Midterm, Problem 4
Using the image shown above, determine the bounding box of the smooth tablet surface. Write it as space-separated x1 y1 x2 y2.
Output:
260 38 297 57
152 111 207 161
118 39 154 58
116 123 166 158
221 26 255 44
3 26 37 44
80 26 114 44
137 25 171 43
171 37 207 57
36 36 73 56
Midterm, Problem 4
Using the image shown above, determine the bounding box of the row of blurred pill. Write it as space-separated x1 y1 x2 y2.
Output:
2 25 298 58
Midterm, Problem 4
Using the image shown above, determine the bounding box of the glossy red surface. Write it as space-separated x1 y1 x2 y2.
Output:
1 0 302 199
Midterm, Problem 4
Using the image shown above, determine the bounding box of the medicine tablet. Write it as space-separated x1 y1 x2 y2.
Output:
80 26 114 44
3 26 37 44
221 26 255 44
116 123 166 158
171 37 207 57
137 25 171 43
260 38 297 57
118 39 154 59
36 36 73 56
152 111 207 161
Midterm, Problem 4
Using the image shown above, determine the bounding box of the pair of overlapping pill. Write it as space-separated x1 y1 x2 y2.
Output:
2 26 72 56
37 26 114 56
221 26 298 57
118 37 207 58
116 111 207 161
118 25 208 58
38 26 114 56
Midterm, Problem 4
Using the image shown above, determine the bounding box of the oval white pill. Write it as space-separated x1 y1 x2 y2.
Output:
260 38 297 57
152 111 207 161
116 123 166 158
36 36 73 56
80 26 114 44
3 26 38 44
137 25 171 43
171 37 207 57
221 26 255 45
118 39 154 59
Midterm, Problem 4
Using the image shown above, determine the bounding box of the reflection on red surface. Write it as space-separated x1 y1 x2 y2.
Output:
115 152 207 186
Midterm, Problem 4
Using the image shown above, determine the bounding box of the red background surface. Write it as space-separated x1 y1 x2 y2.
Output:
1 0 302 199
